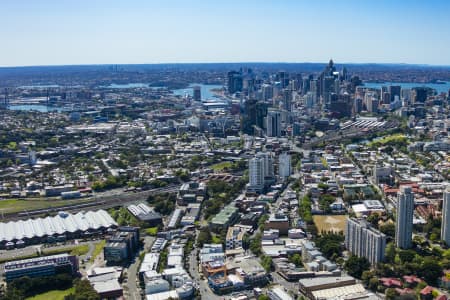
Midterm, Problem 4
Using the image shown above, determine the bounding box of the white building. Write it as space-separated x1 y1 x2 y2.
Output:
248 156 264 193
396 186 414 249
442 188 450 246
278 152 291 180
345 218 386 264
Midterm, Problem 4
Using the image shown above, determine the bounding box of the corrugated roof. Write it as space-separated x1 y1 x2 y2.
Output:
0 210 117 242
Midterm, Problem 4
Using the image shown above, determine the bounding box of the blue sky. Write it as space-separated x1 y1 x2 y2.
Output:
1 0 450 66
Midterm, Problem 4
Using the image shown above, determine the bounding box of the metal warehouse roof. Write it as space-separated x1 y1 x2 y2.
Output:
0 210 117 242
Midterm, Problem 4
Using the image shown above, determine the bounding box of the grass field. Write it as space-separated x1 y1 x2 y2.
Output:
26 287 74 300
313 215 347 233
0 198 93 214
42 244 90 257
145 227 158 236
89 240 106 263
210 161 232 171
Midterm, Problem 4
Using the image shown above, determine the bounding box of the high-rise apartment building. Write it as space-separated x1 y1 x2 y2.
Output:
345 218 386 264
248 156 264 193
278 153 291 180
396 186 414 249
248 152 274 193
441 188 450 246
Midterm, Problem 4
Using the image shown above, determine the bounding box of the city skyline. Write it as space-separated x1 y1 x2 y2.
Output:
1 0 450 67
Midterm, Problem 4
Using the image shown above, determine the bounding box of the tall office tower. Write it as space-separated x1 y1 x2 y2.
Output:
412 87 428 103
282 89 292 112
310 79 318 99
241 99 258 134
401 88 411 102
353 98 363 114
248 156 264 193
441 188 450 246
367 97 379 113
305 92 315 108
302 77 310 95
227 71 243 94
261 84 273 101
193 86 201 101
345 218 387 264
396 186 414 249
334 78 340 93
255 101 268 129
322 75 336 106
278 152 291 180
276 71 289 88
389 85 401 103
266 109 281 137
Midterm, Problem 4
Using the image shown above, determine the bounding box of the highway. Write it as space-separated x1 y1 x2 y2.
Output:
1 184 180 222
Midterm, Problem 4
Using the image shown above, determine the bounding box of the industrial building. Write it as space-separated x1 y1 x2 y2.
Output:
0 210 117 248
127 203 163 226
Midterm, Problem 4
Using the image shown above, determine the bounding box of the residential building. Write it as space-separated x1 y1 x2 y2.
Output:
225 226 245 250
396 186 414 249
265 212 289 235
345 217 386 264
278 152 291 180
442 188 450 246
210 203 239 231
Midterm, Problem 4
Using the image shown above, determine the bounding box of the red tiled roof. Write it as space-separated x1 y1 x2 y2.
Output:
420 286 434 295
395 288 414 295
380 277 402 287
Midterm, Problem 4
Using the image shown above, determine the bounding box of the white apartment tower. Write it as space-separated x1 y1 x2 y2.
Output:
345 217 386 264
441 188 450 246
248 156 264 193
278 153 291 180
396 186 414 249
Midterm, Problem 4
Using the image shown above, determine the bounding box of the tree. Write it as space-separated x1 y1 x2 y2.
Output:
379 223 395 237
385 243 396 263
64 279 99 300
197 227 212 247
258 296 270 300
385 288 398 300
250 233 262 256
398 249 416 263
366 214 380 228
260 255 272 272
288 254 303 267
418 257 443 284
344 256 370 279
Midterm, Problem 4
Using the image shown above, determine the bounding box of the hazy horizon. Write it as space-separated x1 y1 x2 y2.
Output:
1 0 450 67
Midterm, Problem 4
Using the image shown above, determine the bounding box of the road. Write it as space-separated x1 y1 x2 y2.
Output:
124 235 155 300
